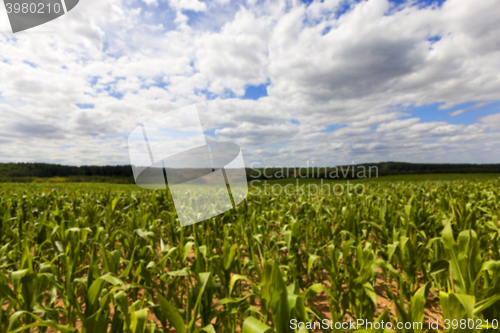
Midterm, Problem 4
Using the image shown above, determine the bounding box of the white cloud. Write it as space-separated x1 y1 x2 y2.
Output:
0 0 499 166
195 7 271 95
376 118 421 132
479 113 500 129
143 0 159 6
449 109 465 117
169 0 207 12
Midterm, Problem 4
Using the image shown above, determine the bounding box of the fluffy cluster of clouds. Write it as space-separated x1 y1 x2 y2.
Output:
0 0 499 166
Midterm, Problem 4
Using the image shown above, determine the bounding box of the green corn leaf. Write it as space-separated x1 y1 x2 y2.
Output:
130 308 148 333
429 260 449 275
474 293 500 315
307 255 319 276
183 241 195 263
200 324 217 333
83 310 109 333
223 243 236 271
440 291 474 328
229 274 252 296
363 283 377 309
242 316 275 333
442 222 467 294
119 249 135 279
8 311 78 333
270 261 290 333
157 293 186 333
410 285 427 333
187 272 211 332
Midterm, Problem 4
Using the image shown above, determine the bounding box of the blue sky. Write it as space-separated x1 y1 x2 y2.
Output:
0 0 499 166
403 102 500 125
242 83 269 100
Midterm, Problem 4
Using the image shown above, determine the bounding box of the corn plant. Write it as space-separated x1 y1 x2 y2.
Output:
0 178 498 332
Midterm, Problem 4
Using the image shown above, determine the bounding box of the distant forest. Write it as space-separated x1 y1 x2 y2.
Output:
0 162 500 183
0 163 134 178
246 162 500 180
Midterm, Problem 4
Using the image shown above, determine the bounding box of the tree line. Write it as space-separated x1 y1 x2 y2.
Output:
0 163 134 178
0 162 499 182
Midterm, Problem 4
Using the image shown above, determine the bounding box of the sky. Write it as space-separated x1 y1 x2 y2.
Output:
0 0 499 167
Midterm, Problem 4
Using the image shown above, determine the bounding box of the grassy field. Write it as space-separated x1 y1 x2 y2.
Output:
0 174 499 332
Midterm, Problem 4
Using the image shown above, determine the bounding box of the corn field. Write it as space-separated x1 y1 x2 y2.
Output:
0 179 500 333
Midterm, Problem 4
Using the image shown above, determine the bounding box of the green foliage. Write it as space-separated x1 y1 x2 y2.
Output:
0 178 499 332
